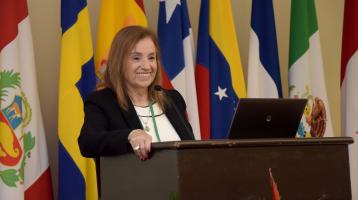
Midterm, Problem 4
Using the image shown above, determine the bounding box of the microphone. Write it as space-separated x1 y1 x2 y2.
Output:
154 85 194 140
154 85 163 92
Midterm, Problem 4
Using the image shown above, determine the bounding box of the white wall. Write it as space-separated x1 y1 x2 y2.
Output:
28 0 344 198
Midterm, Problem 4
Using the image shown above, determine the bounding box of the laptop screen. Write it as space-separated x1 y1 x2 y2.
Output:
227 98 307 139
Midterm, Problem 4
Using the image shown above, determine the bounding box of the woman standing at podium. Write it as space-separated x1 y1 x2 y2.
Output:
78 26 194 161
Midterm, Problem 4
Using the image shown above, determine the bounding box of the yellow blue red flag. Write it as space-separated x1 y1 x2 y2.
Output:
195 0 246 139
59 0 97 199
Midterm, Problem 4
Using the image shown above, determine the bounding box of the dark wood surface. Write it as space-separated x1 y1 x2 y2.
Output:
101 137 353 200
152 137 353 149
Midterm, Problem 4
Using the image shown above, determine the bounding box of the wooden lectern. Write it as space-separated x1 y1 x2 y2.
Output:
101 137 353 200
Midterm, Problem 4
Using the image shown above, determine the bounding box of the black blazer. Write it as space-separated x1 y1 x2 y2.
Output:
78 87 195 158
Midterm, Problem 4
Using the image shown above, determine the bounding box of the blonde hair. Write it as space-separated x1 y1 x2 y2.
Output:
104 26 167 111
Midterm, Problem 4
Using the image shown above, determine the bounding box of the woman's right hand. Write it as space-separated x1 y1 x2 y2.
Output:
128 129 152 160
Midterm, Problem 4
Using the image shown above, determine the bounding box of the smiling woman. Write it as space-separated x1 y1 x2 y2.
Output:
78 26 195 162
124 37 158 101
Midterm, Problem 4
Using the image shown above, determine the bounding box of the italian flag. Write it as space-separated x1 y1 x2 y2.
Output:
288 0 333 138
341 0 358 198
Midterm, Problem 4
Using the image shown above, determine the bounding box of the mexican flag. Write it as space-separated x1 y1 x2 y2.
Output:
288 0 333 138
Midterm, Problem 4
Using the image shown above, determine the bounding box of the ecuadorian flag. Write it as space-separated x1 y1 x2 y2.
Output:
59 0 97 199
196 0 246 139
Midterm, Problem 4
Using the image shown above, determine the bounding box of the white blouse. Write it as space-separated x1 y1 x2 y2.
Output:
134 103 181 143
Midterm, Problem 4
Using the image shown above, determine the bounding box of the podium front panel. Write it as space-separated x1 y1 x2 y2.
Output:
101 150 180 200
101 138 352 200
177 144 350 200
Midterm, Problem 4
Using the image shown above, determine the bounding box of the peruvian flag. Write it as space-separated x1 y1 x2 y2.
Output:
158 0 201 139
0 0 53 199
341 0 358 198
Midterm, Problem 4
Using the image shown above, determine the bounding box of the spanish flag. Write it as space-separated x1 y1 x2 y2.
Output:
196 0 246 139
59 0 97 199
94 0 147 83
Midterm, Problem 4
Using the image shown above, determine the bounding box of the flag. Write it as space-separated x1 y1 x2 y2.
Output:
269 168 281 200
247 0 282 98
158 0 201 139
94 0 147 84
341 0 358 198
288 0 333 138
196 0 246 139
59 0 97 199
0 0 53 199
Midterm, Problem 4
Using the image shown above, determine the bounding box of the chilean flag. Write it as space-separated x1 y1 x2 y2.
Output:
247 0 282 98
158 0 201 139
196 0 246 139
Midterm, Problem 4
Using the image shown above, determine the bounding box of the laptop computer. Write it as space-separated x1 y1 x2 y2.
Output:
227 98 307 139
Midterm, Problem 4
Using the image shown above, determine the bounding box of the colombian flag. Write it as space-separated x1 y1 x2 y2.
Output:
59 0 97 199
196 0 246 139
94 0 147 83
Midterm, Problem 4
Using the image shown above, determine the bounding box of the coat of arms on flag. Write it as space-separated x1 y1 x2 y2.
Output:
1 0 52 199
0 70 35 187
289 0 333 138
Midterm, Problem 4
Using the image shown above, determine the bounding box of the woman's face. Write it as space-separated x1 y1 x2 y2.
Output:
124 37 158 93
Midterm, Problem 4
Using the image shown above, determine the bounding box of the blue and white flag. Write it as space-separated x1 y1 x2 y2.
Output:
158 0 201 139
247 0 282 98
